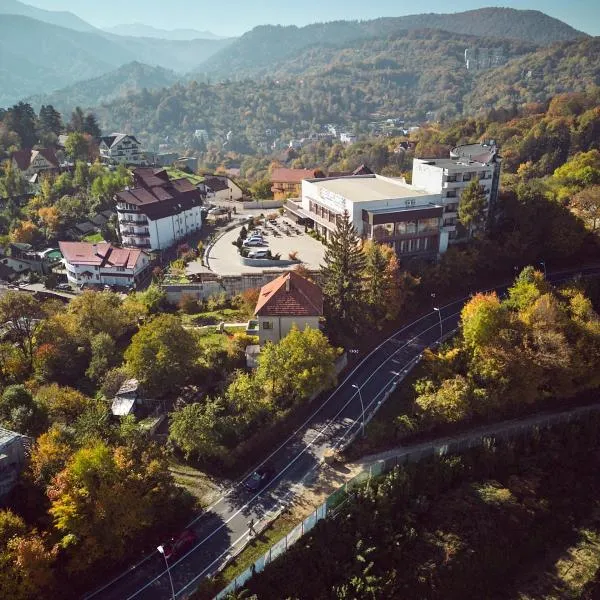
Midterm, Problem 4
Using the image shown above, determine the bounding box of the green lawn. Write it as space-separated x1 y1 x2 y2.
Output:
181 308 251 326
82 232 104 243
166 168 205 185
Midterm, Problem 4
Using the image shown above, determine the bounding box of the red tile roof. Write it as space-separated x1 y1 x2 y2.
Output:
255 271 323 317
11 148 58 170
59 242 145 270
270 168 319 184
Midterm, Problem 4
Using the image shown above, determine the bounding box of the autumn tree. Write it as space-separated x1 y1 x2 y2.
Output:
124 314 199 396
570 185 600 232
29 425 73 487
321 209 365 329
415 375 472 425
458 178 487 236
0 385 47 436
34 384 93 425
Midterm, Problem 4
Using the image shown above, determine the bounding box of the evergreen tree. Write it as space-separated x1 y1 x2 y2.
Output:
458 177 487 236
68 107 85 133
38 105 63 137
5 102 37 148
83 113 101 139
321 209 365 328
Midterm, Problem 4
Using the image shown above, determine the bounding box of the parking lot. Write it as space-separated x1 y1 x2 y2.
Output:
203 217 326 276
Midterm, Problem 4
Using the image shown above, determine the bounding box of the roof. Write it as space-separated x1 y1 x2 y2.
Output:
309 175 433 203
90 214 109 227
111 397 136 417
12 148 58 170
204 176 229 192
74 221 96 234
59 242 145 270
0 426 27 447
255 271 323 318
116 168 203 221
271 168 320 184
100 133 141 149
116 378 140 396
449 143 499 165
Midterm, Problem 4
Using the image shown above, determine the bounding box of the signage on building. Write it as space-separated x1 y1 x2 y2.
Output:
319 188 346 212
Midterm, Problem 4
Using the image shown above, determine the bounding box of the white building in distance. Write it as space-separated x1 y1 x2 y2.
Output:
99 133 146 166
115 168 203 251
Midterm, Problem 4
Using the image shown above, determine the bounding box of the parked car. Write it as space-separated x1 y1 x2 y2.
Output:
248 250 270 259
56 283 71 291
244 466 274 491
161 529 198 561
208 207 227 215
243 239 264 247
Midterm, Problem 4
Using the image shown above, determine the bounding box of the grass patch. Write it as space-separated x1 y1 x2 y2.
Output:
166 168 205 185
181 308 250 326
192 510 298 599
82 232 104 243
168 460 225 507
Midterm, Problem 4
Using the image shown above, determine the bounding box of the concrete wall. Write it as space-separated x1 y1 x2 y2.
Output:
240 257 299 268
241 200 283 210
257 316 321 344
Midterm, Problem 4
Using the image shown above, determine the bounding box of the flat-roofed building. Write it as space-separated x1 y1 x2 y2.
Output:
299 174 444 258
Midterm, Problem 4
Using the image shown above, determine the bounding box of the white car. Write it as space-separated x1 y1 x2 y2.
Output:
243 238 264 247
248 250 270 259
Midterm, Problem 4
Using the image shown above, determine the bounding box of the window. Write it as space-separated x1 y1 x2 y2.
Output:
262 321 272 330
445 175 457 183
373 223 394 239
462 173 472 182
445 190 457 198
418 217 439 233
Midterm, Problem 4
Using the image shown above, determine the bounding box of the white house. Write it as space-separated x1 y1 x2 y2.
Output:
59 241 150 288
11 148 59 178
253 271 324 345
339 132 357 144
412 142 501 248
0 426 30 499
295 174 444 259
99 133 146 166
115 168 203 251
203 175 243 201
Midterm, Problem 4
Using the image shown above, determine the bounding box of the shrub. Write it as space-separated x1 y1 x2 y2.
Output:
179 294 199 314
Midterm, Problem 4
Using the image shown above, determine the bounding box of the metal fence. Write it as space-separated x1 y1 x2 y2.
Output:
213 401 600 599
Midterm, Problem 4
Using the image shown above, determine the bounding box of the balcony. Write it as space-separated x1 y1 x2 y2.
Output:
119 218 148 226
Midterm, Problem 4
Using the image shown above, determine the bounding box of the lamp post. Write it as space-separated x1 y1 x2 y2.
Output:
540 261 547 278
433 307 443 339
351 383 366 437
157 545 176 600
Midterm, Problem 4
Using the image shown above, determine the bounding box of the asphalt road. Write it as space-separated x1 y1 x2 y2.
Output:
84 265 600 600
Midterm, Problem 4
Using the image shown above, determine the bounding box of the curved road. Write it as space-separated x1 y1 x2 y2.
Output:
84 265 600 600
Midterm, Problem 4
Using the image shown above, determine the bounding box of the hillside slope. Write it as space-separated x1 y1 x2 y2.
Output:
0 0 97 32
103 23 225 40
467 37 600 111
195 8 585 75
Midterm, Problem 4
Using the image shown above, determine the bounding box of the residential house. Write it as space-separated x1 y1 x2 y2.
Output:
0 242 51 276
252 271 324 344
203 174 243 201
412 142 501 248
59 241 150 288
339 132 357 144
0 426 30 499
111 379 155 417
270 168 322 200
99 133 146 166
11 148 59 180
115 168 203 251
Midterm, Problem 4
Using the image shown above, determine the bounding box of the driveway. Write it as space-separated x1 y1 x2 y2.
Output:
83 265 600 600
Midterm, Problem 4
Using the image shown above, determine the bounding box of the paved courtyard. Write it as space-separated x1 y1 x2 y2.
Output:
203 218 326 276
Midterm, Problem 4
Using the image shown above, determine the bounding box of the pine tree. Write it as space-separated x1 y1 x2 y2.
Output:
458 177 487 237
321 209 365 328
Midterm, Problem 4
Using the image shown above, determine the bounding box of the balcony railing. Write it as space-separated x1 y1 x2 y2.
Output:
119 218 148 225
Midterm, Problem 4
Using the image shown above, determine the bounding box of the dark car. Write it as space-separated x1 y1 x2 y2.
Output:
244 466 274 492
162 529 198 561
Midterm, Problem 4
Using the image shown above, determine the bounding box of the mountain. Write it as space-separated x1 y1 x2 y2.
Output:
0 0 97 32
466 37 600 112
27 62 181 114
195 8 586 76
103 23 225 41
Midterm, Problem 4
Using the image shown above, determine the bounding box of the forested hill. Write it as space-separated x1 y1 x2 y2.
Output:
195 8 586 76
27 62 181 115
466 36 600 111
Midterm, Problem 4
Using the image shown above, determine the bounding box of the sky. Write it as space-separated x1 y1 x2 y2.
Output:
25 0 600 37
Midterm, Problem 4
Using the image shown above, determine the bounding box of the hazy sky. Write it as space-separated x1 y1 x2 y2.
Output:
25 0 600 36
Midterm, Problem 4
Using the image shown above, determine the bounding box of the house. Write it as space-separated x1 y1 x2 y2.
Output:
252 271 324 344
295 174 444 259
99 133 146 166
111 379 155 417
115 168 203 251
0 426 30 498
412 142 501 248
339 132 357 144
59 241 150 288
11 148 59 179
270 168 322 200
0 242 50 276
203 175 243 201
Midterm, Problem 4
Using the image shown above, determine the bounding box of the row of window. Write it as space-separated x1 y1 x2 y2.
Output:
445 187 489 199
309 201 339 224
445 171 492 183
366 217 440 239
392 236 437 254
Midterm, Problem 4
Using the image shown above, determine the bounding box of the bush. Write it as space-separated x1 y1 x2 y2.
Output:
179 294 200 314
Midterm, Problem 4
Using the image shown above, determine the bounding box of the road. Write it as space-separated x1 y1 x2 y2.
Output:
84 265 600 600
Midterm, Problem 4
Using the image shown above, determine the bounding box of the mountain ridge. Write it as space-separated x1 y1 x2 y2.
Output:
103 23 226 41
0 0 97 32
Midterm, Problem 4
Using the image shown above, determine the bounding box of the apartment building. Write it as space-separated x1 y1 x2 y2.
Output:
99 133 146 166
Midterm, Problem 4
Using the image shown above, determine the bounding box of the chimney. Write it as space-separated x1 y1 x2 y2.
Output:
285 275 290 292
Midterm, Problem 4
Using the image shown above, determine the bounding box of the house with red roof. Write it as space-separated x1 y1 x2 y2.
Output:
59 241 150 288
253 271 323 344
11 148 59 179
270 167 322 200
115 167 203 251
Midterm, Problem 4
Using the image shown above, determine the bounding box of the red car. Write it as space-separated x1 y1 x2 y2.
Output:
162 529 198 561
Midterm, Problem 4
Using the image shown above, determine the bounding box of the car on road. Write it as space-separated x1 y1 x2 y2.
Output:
243 238 265 247
248 250 270 259
208 207 228 215
244 466 274 491
56 283 71 291
162 529 198 561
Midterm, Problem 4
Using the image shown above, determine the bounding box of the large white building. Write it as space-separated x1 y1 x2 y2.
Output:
99 133 146 166
115 168 203 251
294 174 445 258
59 241 150 288
412 142 501 245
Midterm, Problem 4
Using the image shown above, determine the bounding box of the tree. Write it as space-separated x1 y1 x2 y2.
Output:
64 132 89 162
0 385 47 436
10 221 41 245
86 333 117 382
38 105 62 137
83 113 101 139
124 314 199 396
415 375 472 425
570 185 600 232
0 292 44 369
34 384 93 425
250 177 272 199
29 425 73 487
321 209 366 327
458 178 487 236
5 102 37 148
0 161 28 198
68 107 85 133
460 293 507 350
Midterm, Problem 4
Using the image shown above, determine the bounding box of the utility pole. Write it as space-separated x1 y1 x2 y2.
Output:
433 307 443 340
351 383 366 437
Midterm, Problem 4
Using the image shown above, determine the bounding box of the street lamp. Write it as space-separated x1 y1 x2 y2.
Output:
540 261 547 278
433 307 443 339
157 545 176 600
351 383 366 437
